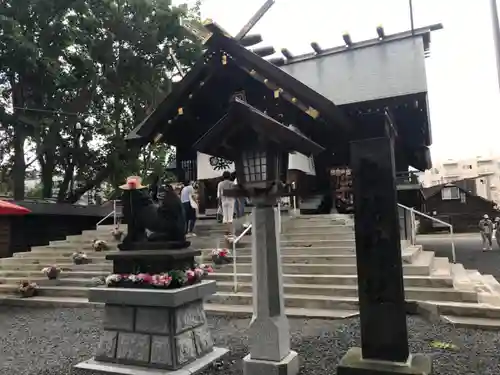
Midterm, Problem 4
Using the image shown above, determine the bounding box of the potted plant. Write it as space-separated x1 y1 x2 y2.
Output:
18 281 38 298
72 252 90 265
92 239 109 252
111 226 124 241
42 266 62 280
211 248 232 265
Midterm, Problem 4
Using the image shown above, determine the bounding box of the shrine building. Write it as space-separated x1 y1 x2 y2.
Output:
126 22 442 213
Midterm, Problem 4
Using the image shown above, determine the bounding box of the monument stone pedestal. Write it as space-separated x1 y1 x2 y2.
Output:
75 281 228 375
243 198 299 375
337 135 431 375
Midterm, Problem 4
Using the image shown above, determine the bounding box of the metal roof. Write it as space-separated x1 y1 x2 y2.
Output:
279 23 443 67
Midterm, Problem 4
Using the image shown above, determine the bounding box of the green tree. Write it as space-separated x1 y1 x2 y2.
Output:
0 0 202 201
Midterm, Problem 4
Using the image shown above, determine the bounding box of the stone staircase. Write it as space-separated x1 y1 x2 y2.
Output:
1 214 500 328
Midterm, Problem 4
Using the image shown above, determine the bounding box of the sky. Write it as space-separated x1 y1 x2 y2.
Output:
177 0 500 163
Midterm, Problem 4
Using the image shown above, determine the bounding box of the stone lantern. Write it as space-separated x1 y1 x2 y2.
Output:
194 98 324 375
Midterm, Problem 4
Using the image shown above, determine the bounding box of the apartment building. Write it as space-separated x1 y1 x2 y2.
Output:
417 156 500 204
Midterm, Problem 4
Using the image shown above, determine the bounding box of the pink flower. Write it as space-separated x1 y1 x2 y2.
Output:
137 273 153 283
194 268 204 278
186 269 196 281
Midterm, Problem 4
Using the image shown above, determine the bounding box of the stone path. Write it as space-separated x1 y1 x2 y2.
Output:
0 306 498 375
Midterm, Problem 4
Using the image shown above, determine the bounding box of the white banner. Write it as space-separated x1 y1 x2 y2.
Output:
197 151 316 180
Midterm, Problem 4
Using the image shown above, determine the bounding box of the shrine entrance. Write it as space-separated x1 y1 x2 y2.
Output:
330 167 354 213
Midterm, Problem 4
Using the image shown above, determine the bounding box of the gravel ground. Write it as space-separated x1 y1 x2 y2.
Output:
0 306 498 375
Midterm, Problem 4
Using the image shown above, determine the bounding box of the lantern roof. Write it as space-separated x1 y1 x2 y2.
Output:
193 98 325 160
125 22 353 153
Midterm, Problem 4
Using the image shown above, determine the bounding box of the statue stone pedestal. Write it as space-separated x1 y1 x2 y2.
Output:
243 199 299 375
75 281 228 375
75 244 227 375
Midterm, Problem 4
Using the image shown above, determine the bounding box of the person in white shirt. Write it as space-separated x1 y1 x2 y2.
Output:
180 181 197 237
217 171 235 233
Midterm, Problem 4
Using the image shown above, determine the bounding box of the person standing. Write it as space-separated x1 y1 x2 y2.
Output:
180 181 197 237
217 171 235 234
479 214 494 251
495 217 500 249
231 171 245 219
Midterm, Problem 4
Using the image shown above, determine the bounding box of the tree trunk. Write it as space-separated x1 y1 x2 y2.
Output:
40 155 55 199
65 148 140 203
57 164 74 202
12 129 25 200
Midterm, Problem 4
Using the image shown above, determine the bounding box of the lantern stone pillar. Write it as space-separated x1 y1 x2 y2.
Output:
243 196 299 375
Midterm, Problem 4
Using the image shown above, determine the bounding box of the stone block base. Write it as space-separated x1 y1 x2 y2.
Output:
337 348 432 375
243 351 299 375
75 282 225 373
75 347 228 375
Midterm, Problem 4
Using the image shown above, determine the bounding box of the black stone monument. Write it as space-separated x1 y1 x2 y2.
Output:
337 134 431 375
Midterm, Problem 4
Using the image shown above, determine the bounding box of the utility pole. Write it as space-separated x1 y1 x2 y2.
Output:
490 0 500 91
409 0 415 35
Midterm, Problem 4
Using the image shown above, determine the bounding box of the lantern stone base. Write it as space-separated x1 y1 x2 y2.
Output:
74 281 228 375
337 348 432 375
243 350 299 375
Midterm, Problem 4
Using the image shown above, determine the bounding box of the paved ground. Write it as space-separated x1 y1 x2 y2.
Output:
0 306 498 375
417 233 500 279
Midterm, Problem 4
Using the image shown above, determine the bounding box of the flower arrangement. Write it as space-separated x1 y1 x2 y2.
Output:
104 265 213 289
18 281 38 298
72 252 90 265
92 239 109 252
211 248 232 265
111 226 124 241
41 265 62 280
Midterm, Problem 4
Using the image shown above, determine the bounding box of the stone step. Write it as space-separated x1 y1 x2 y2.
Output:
0 296 95 308
0 277 102 287
208 292 485 314
12 251 107 259
31 244 118 252
215 282 477 303
202 248 421 266
0 263 112 272
202 246 356 256
208 292 361 311
422 301 500 319
207 273 454 288
291 215 351 221
215 262 432 276
16 248 115 256
281 233 355 241
441 315 500 330
0 295 359 320
205 303 358 320
2 256 108 265
281 225 354 234
0 270 108 278
0 284 88 298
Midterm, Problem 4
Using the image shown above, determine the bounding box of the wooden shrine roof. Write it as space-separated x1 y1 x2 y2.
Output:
126 22 354 153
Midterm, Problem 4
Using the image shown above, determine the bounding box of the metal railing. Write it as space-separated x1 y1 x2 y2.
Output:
96 200 119 228
398 203 456 263
231 223 252 292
